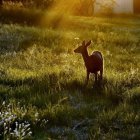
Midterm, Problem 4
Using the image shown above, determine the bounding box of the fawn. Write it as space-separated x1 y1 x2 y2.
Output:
74 40 103 86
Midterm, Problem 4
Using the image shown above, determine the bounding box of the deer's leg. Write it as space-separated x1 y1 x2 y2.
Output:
100 67 103 80
95 72 97 82
85 71 89 86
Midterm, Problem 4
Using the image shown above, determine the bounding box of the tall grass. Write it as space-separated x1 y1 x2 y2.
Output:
0 14 140 139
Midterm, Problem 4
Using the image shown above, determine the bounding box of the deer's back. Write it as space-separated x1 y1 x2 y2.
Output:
86 51 103 73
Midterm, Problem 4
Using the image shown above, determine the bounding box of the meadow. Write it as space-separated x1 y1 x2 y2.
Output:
0 10 140 139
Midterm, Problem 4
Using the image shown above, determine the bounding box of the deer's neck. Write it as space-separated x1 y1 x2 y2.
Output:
82 50 89 67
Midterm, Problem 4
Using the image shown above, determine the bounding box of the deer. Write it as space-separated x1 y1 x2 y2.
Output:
74 40 103 86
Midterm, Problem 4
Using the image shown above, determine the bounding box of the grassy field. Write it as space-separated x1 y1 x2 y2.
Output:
0 15 140 140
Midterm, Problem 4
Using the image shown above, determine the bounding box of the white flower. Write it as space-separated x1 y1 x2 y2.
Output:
2 101 5 105
35 112 39 118
0 120 4 125
74 37 79 40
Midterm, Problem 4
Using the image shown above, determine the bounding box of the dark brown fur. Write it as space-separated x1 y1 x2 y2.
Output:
74 40 103 86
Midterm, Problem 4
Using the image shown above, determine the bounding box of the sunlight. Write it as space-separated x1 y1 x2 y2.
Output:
40 0 93 27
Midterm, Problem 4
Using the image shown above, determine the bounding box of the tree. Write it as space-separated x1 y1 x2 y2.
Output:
73 0 96 16
134 0 140 13
0 0 3 7
94 0 116 15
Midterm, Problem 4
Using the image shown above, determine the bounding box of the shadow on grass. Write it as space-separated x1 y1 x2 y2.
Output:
0 72 139 106
0 8 42 26
61 77 140 105
0 76 35 87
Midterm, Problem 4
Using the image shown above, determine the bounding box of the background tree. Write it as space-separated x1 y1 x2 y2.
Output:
0 0 3 7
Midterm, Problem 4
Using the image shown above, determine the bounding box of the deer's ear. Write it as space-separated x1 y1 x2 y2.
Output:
86 40 91 47
82 40 85 46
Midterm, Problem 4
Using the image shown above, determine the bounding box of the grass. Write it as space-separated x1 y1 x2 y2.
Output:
0 14 140 139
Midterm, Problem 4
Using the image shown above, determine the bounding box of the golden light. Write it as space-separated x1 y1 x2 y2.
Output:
40 0 93 28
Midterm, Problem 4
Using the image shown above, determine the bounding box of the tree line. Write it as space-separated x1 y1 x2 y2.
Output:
0 0 54 8
0 0 95 16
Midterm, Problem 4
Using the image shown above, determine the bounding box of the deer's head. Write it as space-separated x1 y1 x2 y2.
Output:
74 40 91 54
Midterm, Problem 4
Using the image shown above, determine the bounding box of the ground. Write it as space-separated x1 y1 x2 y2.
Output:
0 15 140 140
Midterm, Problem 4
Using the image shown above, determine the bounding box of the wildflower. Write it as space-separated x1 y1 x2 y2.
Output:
2 101 5 105
0 120 4 125
35 112 39 118
74 37 79 40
